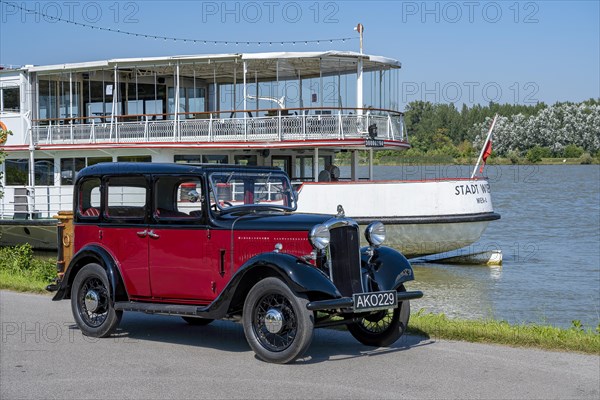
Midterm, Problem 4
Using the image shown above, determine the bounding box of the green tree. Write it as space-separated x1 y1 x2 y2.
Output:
563 144 584 158
526 146 552 163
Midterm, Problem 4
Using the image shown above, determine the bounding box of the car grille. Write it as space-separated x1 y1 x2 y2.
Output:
329 225 363 297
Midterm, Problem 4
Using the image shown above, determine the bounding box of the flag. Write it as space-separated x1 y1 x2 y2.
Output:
471 114 498 179
479 138 493 173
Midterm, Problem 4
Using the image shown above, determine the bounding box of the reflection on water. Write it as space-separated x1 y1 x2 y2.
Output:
407 264 499 320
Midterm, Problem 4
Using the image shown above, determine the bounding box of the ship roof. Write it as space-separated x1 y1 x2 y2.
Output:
22 51 400 79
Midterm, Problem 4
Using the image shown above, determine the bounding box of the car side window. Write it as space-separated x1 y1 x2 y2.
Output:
153 177 204 223
105 176 147 223
77 178 101 219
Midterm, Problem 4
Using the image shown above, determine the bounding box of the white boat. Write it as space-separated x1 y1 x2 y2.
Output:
0 50 499 256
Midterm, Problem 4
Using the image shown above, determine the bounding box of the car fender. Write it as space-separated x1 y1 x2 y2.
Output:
206 252 342 317
52 244 128 303
360 246 415 291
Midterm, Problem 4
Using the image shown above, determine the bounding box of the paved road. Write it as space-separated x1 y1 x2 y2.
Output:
1 290 598 399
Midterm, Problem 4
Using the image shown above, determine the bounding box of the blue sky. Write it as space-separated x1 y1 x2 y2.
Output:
1 0 598 107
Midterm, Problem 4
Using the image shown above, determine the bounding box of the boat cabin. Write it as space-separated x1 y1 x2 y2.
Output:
0 51 407 219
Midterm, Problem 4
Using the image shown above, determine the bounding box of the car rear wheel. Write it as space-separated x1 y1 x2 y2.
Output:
242 277 314 364
347 286 410 347
181 316 214 326
71 263 122 338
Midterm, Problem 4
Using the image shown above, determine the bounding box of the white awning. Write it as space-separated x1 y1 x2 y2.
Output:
23 51 400 77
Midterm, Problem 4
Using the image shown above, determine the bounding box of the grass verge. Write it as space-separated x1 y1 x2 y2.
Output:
407 310 600 355
0 244 55 293
0 270 53 293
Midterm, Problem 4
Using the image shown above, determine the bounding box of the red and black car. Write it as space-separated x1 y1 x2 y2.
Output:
48 162 423 363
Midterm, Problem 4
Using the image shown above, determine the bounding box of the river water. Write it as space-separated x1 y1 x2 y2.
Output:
355 164 600 329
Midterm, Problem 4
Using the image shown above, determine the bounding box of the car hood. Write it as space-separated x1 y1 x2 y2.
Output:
212 212 333 231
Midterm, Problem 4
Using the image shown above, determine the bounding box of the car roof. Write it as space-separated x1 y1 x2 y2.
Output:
76 162 284 180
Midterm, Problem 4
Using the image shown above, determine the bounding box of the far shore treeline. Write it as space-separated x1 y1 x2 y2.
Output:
337 99 600 165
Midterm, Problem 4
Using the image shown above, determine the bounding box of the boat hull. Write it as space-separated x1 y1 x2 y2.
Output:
297 178 499 257
0 219 57 250
366 218 495 257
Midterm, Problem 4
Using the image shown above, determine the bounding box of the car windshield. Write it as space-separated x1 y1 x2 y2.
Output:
208 171 297 212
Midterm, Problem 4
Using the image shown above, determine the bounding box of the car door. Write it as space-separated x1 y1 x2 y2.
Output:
100 174 152 298
148 176 217 301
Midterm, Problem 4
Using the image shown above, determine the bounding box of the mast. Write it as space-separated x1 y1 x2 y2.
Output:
355 23 364 115
26 110 35 218
25 71 35 217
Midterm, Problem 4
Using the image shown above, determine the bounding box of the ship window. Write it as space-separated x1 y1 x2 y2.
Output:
4 159 55 185
202 155 228 164
271 156 292 177
145 99 164 119
83 80 122 123
4 159 28 185
187 88 206 118
38 80 58 120
34 159 55 185
1 87 20 112
87 157 113 166
234 155 257 166
295 156 331 181
167 87 186 120
174 155 202 164
60 158 86 185
117 155 151 162
166 87 206 119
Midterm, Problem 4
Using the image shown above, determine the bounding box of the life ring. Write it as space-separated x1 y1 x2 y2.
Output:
0 121 7 144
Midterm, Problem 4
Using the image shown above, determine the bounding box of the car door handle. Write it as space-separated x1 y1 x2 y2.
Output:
147 230 160 239
137 230 148 238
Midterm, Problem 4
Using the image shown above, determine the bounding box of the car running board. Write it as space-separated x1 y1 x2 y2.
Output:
114 301 211 317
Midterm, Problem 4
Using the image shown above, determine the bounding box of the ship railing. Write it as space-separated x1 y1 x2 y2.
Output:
31 108 405 145
0 186 73 219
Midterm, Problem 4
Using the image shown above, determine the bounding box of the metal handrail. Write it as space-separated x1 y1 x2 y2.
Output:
31 107 406 145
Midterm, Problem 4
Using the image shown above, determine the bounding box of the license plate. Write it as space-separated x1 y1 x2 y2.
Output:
353 290 398 312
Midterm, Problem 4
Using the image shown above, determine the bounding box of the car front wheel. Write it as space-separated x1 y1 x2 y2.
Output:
242 277 314 364
347 286 410 347
71 263 122 338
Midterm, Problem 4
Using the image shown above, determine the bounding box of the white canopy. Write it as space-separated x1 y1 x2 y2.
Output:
22 51 401 80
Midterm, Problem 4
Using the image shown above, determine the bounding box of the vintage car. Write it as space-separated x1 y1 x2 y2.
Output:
48 162 423 363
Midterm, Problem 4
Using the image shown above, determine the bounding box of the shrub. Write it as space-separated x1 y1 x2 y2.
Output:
428 145 460 159
526 146 552 163
563 144 585 158
457 140 475 158
580 153 593 165
0 244 56 282
507 150 521 164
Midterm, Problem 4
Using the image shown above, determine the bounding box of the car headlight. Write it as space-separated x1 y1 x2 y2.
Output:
365 221 386 247
309 224 330 250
